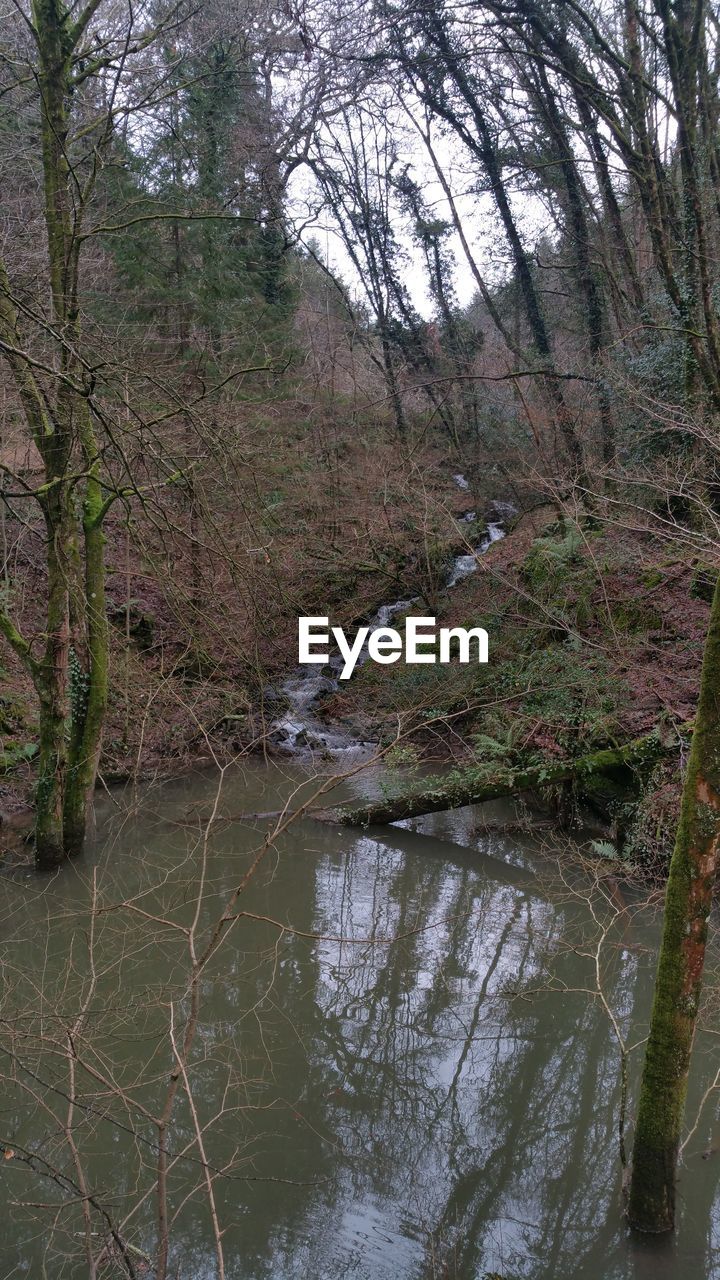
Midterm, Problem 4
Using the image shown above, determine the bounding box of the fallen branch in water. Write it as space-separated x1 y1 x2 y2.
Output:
323 728 687 828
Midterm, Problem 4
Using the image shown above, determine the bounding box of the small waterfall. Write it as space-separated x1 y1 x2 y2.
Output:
271 480 516 756
446 522 504 588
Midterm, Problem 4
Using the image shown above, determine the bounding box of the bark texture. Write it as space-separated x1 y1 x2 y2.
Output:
628 574 720 1233
331 733 673 828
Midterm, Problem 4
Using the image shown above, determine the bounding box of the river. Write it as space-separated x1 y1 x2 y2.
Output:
2 757 720 1278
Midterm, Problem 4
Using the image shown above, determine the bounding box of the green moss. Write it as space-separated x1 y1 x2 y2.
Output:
609 599 663 633
629 573 720 1231
338 731 670 827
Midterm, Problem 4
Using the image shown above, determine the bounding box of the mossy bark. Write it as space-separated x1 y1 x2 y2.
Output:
0 0 111 870
63 463 108 856
332 734 670 828
34 488 73 870
628 574 720 1233
35 1 108 869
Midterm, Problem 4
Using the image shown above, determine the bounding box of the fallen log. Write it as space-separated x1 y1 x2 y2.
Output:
330 729 684 827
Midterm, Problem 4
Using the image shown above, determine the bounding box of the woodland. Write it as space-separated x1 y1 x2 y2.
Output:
1 0 720 1274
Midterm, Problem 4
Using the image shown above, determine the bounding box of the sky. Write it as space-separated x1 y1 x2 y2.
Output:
284 108 513 320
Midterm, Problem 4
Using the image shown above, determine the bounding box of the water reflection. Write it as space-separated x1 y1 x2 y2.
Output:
1 761 720 1278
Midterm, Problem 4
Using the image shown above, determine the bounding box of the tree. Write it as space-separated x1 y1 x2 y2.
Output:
628 573 720 1231
0 0 187 868
382 0 589 480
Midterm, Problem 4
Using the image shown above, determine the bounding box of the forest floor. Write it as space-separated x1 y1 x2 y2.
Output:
331 510 706 754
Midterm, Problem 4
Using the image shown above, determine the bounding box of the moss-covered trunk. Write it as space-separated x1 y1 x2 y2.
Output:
331 733 670 828
24 0 110 869
33 435 108 869
34 569 70 869
63 466 108 856
33 447 73 870
628 573 720 1233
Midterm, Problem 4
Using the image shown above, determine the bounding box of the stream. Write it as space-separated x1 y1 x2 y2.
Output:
272 483 515 755
2 762 720 1278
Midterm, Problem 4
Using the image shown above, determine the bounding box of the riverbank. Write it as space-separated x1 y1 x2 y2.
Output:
283 507 708 869
0 438 710 870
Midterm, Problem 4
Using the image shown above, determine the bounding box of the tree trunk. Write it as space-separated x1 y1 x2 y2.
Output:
628 574 720 1233
330 734 671 828
35 685 69 871
34 486 72 871
63 473 108 857
29 0 111 868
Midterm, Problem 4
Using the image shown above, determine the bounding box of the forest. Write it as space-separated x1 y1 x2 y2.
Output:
1 0 720 1275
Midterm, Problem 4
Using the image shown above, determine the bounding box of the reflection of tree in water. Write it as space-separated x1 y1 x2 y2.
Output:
271 829 692 1280
4 783 720 1279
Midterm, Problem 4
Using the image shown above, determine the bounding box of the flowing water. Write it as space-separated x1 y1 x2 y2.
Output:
2 758 720 1279
273 486 514 755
